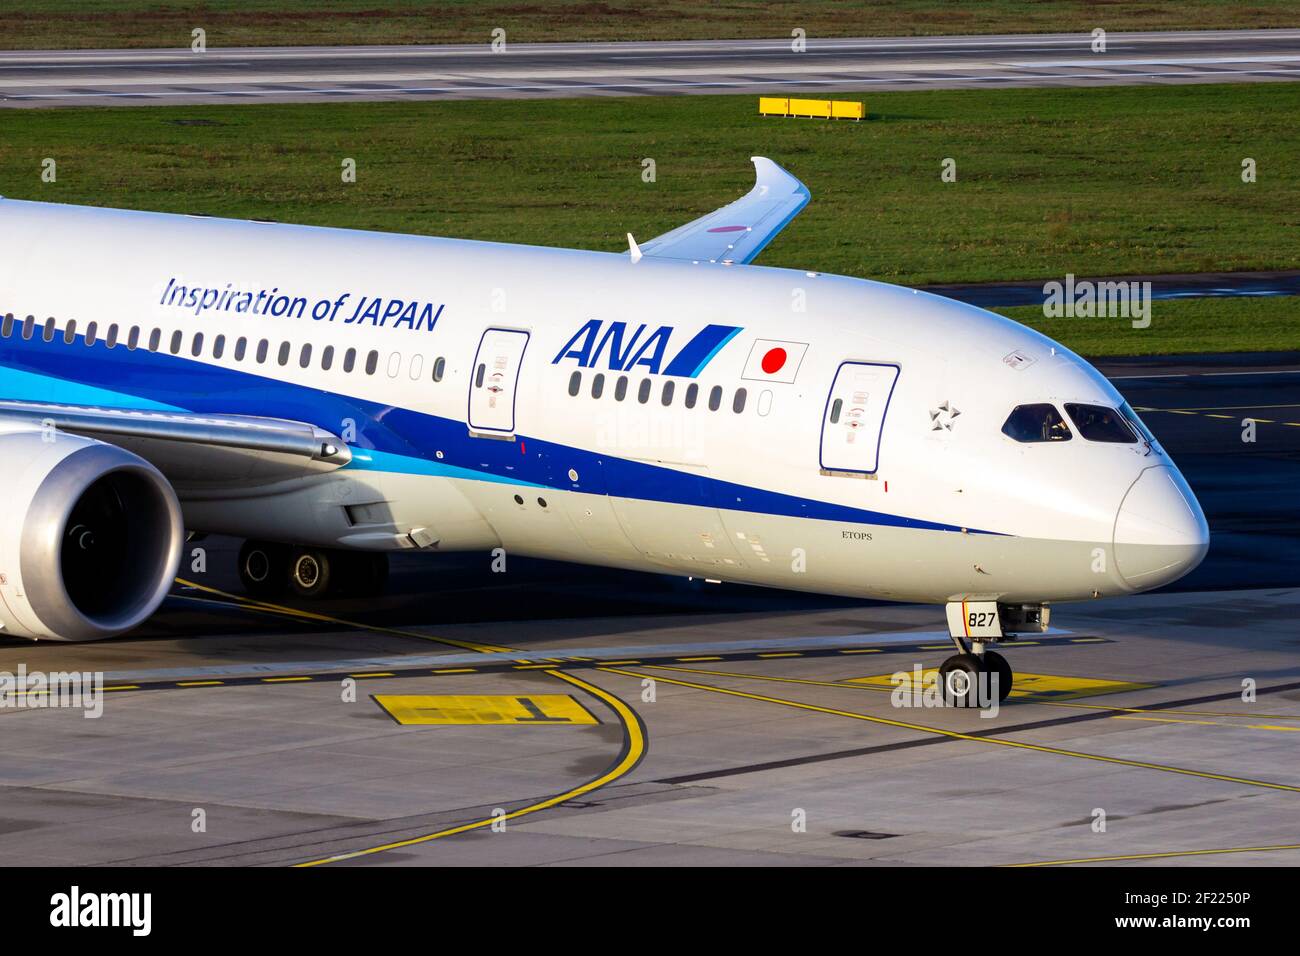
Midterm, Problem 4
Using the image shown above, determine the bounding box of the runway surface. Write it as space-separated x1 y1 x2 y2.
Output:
0 352 1295 867
3 29 1300 107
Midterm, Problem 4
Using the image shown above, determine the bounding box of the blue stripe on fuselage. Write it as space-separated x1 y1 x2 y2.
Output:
662 324 742 378
0 325 994 534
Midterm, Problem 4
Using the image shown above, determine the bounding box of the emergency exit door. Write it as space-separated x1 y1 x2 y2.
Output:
469 328 530 436
819 361 899 474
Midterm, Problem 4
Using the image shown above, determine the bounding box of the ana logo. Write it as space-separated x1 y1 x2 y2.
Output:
553 320 741 377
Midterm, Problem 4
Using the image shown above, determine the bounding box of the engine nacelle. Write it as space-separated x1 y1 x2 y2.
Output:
0 429 183 641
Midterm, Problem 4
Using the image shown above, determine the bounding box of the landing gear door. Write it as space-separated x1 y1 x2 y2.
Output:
819 361 899 475
469 328 530 438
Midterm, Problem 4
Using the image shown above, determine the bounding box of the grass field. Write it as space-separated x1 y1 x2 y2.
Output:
994 298 1300 356
1 82 1296 354
4 1 1298 49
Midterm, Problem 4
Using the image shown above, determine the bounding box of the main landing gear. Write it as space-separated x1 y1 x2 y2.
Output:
238 540 389 600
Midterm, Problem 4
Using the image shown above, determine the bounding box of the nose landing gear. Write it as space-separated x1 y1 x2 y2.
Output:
937 646 1012 706
939 600 1042 706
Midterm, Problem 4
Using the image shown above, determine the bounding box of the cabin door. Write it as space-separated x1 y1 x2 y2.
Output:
468 328 530 437
819 361 899 475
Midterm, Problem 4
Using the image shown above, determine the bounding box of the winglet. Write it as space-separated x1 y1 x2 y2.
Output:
627 232 643 263
637 157 810 265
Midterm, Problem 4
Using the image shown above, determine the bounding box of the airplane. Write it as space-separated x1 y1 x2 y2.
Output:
0 157 1208 703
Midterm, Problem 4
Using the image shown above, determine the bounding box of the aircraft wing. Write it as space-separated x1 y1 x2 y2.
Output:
638 156 810 265
0 400 351 491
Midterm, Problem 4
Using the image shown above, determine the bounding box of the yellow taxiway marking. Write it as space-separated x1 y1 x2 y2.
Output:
432 668 476 674
757 652 802 659
173 577 647 867
1008 844 1300 867
375 694 599 726
838 648 882 654
1114 714 1300 733
1134 405 1300 427
176 680 223 687
175 577 510 654
677 656 723 662
1137 403 1300 412
350 672 394 678
600 667 1300 794
1043 698 1300 721
846 669 1155 701
261 676 311 683
295 670 646 866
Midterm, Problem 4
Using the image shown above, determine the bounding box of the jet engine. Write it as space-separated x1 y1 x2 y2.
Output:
0 428 183 641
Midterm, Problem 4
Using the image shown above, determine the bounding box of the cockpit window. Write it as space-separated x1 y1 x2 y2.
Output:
1064 403 1137 443
1119 402 1157 444
1002 404 1072 443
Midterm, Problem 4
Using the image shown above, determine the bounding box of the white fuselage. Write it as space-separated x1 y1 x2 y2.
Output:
0 199 1209 607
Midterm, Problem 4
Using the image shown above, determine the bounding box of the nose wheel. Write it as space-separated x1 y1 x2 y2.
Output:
938 647 1013 706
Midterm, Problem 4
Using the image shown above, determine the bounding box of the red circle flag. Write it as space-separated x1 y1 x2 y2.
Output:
761 347 787 374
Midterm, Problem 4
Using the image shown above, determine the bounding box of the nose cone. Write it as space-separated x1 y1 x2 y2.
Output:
1113 465 1209 590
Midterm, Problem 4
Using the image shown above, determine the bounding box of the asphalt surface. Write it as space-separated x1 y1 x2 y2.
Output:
0 350 1294 868
3 29 1299 107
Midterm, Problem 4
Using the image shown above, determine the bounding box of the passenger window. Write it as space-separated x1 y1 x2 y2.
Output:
708 386 722 411
591 373 605 399
1002 404 1072 443
256 339 269 363
171 331 184 355
127 326 140 350
432 357 445 382
321 345 334 371
662 381 675 406
85 322 98 346
1 314 12 337
300 343 313 369
733 388 747 413
614 375 628 401
42 318 56 342
22 316 35 340
830 398 843 424
1065 403 1137 443
344 348 357 373
365 350 379 375
64 320 77 345
637 378 651 404
409 354 423 379
149 328 162 352
213 335 225 359
568 371 582 396
191 333 204 357
386 352 400 378
278 341 291 366
684 383 698 409
234 337 247 361
105 324 119 349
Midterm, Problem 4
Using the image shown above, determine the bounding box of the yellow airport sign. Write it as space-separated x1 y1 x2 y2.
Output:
846 670 1156 700
374 694 600 725
760 97 864 120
